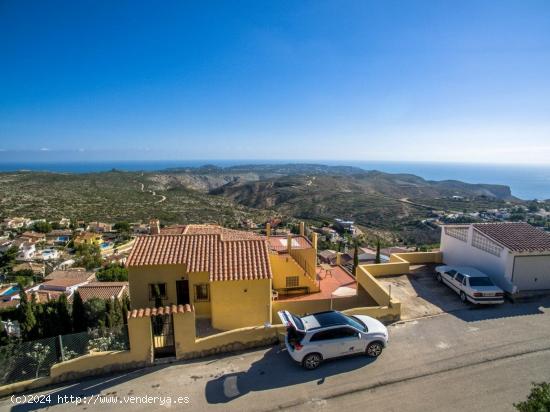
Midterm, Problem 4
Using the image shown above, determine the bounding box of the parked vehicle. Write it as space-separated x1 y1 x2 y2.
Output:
435 265 505 304
278 310 389 370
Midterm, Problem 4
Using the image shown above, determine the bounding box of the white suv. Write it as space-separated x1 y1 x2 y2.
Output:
278 310 389 370
435 265 504 304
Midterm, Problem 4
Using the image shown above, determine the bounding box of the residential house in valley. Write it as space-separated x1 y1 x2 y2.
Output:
74 232 103 246
87 222 113 233
76 282 129 302
20 231 46 244
45 269 96 283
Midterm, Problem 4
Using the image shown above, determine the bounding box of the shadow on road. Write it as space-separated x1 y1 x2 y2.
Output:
205 346 377 404
8 364 172 412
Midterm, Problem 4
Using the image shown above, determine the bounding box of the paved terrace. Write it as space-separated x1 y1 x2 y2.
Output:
277 265 365 302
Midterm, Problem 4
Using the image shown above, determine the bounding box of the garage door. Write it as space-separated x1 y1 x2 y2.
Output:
512 255 550 291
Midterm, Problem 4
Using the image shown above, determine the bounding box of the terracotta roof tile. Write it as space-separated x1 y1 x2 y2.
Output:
128 304 194 319
183 224 263 240
45 269 96 283
472 222 550 252
76 282 128 302
127 232 272 281
39 278 90 288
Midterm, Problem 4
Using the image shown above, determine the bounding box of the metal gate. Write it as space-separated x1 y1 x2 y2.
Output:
151 313 175 358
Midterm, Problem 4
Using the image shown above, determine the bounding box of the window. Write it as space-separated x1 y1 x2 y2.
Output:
469 277 494 287
455 273 465 283
194 284 210 302
310 327 358 342
472 230 503 257
310 330 337 342
445 226 468 242
149 283 167 300
286 276 299 288
331 327 360 339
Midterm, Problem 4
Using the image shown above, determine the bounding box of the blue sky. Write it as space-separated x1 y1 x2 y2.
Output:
1 0 549 163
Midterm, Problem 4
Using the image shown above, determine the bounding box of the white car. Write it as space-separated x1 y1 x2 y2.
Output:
278 310 389 370
435 265 504 304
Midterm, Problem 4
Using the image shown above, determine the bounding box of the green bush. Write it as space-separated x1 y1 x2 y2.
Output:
515 382 550 412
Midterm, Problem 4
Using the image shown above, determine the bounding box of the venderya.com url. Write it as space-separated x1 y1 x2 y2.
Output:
11 394 191 406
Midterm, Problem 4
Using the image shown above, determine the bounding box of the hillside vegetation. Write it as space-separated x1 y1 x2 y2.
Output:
0 164 516 244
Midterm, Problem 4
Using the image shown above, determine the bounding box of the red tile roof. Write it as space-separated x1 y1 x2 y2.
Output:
45 269 96 283
183 224 263 240
39 278 90 288
127 233 272 281
76 282 128 302
128 304 193 319
473 222 550 252
21 231 46 240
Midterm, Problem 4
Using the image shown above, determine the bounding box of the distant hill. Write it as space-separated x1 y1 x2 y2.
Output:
0 164 518 245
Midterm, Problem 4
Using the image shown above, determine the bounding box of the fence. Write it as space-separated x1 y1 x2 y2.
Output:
0 325 129 385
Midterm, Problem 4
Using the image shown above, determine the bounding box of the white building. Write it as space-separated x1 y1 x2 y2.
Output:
16 242 36 261
440 222 550 295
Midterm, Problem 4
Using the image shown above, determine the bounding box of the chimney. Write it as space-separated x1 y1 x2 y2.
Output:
266 222 271 238
311 232 318 251
336 252 342 266
299 221 305 236
287 233 292 255
150 219 160 235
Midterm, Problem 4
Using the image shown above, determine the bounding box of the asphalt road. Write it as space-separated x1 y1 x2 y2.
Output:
2 297 549 412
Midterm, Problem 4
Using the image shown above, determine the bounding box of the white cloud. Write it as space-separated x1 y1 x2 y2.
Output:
39 147 50 151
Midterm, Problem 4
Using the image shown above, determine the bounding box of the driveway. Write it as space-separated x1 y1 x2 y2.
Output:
377 264 476 320
2 297 549 412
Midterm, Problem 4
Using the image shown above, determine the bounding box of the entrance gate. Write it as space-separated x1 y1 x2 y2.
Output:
151 313 175 358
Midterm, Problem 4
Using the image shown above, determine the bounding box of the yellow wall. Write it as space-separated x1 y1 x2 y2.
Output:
128 264 212 316
210 278 271 330
74 234 102 246
128 263 186 309
173 310 283 360
188 271 211 318
391 251 443 264
272 295 362 321
290 247 317 277
269 254 319 292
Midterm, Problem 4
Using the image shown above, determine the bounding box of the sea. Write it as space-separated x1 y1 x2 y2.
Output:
0 160 549 201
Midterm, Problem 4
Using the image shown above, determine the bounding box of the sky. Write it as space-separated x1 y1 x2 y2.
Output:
1 0 550 164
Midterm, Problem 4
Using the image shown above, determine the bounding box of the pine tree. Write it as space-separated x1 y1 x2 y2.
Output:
111 297 123 328
72 291 87 332
375 238 381 264
104 299 113 329
56 294 72 335
121 294 130 325
17 285 36 341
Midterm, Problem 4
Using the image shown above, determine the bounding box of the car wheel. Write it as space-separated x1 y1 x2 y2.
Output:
436 273 442 283
366 341 384 357
302 353 322 370
460 291 467 303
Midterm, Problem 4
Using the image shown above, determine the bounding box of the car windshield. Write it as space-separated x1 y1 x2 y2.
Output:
346 315 368 332
468 277 495 287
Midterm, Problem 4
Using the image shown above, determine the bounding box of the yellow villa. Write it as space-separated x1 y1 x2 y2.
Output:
127 223 327 330
73 231 103 246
